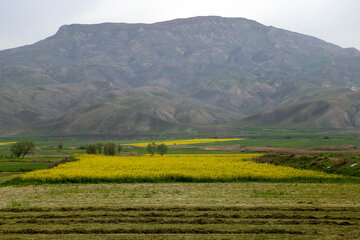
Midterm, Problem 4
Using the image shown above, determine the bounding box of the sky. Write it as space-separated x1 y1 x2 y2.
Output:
0 0 359 50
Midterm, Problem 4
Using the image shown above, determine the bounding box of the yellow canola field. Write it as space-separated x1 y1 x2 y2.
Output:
20 154 340 183
125 138 245 147
0 142 16 146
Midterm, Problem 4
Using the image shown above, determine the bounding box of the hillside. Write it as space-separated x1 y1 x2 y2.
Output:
235 91 360 130
1 16 360 136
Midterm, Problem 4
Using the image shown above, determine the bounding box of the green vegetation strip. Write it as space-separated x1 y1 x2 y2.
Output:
0 162 52 172
7 176 360 185
253 153 360 177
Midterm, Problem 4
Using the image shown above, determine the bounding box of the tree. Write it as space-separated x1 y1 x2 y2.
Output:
57 142 63 151
117 144 123 153
86 144 97 154
10 141 35 158
10 143 22 158
157 143 168 156
95 143 103 154
146 142 157 156
104 142 116 156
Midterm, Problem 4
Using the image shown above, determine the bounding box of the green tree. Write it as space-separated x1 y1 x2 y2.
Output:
146 142 157 156
86 144 97 154
157 143 168 156
95 143 103 154
57 142 63 151
10 141 35 158
117 144 123 153
104 142 116 156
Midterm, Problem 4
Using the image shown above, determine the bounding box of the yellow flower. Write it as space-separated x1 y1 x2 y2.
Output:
0 142 16 146
19 154 340 183
125 138 246 147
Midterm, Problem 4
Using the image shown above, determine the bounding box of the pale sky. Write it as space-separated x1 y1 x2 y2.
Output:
0 0 359 50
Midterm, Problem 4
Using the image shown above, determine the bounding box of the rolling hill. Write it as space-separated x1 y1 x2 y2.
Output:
235 90 360 130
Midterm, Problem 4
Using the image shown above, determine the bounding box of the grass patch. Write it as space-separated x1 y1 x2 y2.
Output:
0 172 21 184
253 153 360 177
1 183 360 208
0 162 53 172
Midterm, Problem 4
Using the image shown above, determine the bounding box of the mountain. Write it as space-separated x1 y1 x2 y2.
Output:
1 16 360 136
232 90 360 130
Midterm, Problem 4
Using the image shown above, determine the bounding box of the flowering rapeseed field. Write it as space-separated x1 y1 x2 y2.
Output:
19 154 340 183
125 138 245 147
0 142 16 146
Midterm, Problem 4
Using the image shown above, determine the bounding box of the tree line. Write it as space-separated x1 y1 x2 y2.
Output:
7 140 169 158
86 142 168 156
86 142 121 155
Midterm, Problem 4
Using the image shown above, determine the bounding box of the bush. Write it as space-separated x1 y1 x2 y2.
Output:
10 141 35 158
86 144 97 154
47 157 71 169
157 143 168 156
147 142 157 156
104 142 116 156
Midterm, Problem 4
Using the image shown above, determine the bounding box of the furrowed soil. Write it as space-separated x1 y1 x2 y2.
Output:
0 183 359 239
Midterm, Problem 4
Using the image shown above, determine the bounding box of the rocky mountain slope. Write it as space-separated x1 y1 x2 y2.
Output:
1 16 360 136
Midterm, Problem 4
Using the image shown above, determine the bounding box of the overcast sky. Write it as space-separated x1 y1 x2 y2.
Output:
1 0 359 50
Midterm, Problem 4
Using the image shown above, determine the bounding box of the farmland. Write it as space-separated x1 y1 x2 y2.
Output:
0 137 360 239
125 138 245 147
0 183 360 239
17 154 340 184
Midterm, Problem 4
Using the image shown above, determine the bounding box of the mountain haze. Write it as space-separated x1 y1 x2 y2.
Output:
1 16 360 136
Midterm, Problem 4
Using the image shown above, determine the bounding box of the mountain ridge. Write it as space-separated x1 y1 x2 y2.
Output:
1 16 360 136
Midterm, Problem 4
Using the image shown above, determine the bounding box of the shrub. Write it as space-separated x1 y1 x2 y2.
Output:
86 144 97 154
47 157 71 169
157 143 168 156
104 142 116 156
146 142 157 156
10 141 35 158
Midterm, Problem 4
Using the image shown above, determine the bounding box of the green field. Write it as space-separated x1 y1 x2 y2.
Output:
253 153 360 178
0 137 360 239
0 161 52 172
193 138 360 147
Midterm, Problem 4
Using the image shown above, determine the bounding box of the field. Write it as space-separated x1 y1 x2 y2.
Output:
0 137 360 239
125 138 245 147
16 154 340 184
0 183 360 239
0 142 15 146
